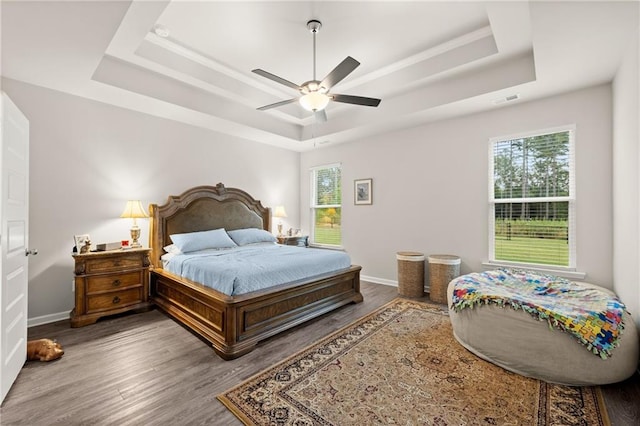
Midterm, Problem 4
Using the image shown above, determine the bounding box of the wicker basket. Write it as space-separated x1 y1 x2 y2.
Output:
428 254 461 304
396 251 425 298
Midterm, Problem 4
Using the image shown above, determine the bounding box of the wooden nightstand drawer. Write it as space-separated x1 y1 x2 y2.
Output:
86 271 142 293
87 287 143 314
71 247 152 327
84 253 144 274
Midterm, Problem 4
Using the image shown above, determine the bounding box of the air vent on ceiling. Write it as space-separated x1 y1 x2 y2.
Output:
493 94 520 105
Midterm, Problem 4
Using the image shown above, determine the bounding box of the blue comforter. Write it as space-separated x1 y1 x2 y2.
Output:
163 243 352 296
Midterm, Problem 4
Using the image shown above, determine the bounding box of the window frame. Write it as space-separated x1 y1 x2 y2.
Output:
310 163 342 248
488 124 576 270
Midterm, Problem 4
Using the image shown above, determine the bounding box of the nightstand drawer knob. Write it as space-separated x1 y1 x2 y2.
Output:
112 296 121 304
112 279 121 287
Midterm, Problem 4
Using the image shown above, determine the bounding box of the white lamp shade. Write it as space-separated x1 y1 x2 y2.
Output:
120 200 149 219
273 205 288 218
299 92 330 112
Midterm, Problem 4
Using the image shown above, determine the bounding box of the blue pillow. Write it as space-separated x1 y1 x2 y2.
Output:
170 228 237 253
227 228 277 246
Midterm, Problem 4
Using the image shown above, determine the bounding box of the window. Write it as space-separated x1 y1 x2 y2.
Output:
310 164 342 247
489 126 575 268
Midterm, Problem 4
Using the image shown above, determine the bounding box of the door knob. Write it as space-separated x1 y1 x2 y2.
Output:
25 249 38 256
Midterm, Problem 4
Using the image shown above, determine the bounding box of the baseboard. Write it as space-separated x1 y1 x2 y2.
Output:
360 275 431 292
361 275 397 287
28 311 69 328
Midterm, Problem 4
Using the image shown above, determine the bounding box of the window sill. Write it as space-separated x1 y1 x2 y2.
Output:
482 261 586 281
308 244 345 251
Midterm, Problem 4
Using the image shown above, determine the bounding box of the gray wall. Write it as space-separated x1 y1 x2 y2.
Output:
4 77 632 327
2 78 300 324
612 19 640 329
301 84 614 289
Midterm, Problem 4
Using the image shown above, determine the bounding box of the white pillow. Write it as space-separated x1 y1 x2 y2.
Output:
227 228 277 246
170 228 237 253
163 244 182 254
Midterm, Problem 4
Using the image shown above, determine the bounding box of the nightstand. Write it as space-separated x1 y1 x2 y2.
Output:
277 235 309 247
71 248 152 327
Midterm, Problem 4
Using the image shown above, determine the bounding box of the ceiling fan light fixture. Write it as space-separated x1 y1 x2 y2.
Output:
299 92 330 111
253 19 381 119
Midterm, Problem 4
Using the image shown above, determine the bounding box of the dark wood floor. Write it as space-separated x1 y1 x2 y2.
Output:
1 282 638 425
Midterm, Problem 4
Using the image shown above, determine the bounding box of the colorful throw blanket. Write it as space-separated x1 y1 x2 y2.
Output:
450 269 626 359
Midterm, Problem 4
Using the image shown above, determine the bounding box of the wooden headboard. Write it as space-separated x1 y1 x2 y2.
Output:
149 183 271 268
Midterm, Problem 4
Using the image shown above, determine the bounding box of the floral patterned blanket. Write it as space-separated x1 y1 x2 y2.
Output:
450 269 626 359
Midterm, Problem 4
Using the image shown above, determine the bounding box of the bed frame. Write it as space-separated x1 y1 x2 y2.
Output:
149 183 362 360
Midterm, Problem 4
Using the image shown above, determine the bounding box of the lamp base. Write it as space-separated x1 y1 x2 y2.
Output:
277 223 283 237
130 226 142 248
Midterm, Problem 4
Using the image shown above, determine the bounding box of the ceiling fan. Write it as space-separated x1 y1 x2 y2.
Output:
252 20 381 122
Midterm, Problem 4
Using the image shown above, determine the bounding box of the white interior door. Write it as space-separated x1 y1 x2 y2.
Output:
0 92 30 404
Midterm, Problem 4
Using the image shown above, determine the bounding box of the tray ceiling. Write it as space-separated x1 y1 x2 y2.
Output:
1 1 637 151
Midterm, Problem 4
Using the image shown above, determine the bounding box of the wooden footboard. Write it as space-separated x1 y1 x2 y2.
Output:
150 265 362 360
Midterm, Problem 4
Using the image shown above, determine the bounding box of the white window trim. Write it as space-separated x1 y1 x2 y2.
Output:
488 124 578 271
481 261 586 281
310 163 342 248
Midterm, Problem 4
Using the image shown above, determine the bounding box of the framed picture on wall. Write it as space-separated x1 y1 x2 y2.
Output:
354 178 372 205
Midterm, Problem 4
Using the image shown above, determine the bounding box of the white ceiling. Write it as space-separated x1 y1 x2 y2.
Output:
1 1 637 152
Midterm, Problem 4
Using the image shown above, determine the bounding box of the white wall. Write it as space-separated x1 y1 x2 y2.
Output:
301 85 613 288
612 18 640 328
2 78 300 324
2 77 627 325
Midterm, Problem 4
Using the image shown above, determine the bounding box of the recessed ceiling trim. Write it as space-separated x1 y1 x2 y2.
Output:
337 25 494 92
142 24 496 103
145 32 295 100
92 54 303 142
299 51 536 144
134 40 306 125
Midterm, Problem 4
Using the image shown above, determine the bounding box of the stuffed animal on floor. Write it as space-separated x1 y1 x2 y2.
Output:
27 339 64 362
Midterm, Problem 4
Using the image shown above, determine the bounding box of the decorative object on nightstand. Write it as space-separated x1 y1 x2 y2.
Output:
71 247 152 327
277 235 309 247
120 200 148 248
73 234 90 253
273 205 287 236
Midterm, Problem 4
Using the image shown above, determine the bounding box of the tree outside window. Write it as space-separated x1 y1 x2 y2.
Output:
311 165 342 246
490 127 575 267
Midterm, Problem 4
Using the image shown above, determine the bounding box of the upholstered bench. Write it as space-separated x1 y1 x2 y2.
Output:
447 270 639 386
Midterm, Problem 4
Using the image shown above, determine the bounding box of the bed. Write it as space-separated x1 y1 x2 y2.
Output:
448 269 639 386
149 183 362 360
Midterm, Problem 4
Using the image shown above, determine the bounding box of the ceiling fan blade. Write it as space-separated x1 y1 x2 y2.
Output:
314 109 327 123
332 94 381 107
252 69 301 91
257 98 299 111
320 56 360 90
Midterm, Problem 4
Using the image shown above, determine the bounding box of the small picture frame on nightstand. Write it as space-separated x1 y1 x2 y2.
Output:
73 234 91 253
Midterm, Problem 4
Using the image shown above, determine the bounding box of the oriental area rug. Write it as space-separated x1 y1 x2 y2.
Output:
218 299 610 425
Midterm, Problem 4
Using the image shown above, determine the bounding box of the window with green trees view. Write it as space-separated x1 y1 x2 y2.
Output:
490 126 575 267
311 164 342 246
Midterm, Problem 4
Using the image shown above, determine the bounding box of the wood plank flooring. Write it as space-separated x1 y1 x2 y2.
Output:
0 281 638 425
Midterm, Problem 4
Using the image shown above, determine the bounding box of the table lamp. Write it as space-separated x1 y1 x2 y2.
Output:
273 206 287 237
120 200 148 248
